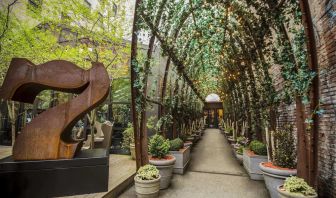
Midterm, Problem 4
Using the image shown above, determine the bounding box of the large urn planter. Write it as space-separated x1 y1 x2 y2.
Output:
149 155 176 189
259 162 297 198
169 146 191 174
130 143 136 160
243 149 267 180
134 175 161 198
277 185 317 198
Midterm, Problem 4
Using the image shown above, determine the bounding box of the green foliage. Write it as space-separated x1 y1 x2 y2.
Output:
249 140 267 156
236 145 244 155
179 133 187 142
0 0 130 85
169 138 184 151
136 164 159 181
283 176 317 196
273 125 296 169
121 123 134 150
148 134 170 158
147 116 157 131
225 127 234 136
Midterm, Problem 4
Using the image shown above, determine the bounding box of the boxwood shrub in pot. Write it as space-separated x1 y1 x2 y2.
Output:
169 138 191 174
148 134 176 189
134 164 161 198
234 145 244 165
277 176 317 198
259 126 297 198
243 140 268 180
122 123 135 160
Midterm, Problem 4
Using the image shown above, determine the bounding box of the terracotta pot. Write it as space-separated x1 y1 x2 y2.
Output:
134 175 161 198
243 149 267 180
149 155 176 189
169 146 191 174
130 143 136 160
259 162 297 198
277 185 317 198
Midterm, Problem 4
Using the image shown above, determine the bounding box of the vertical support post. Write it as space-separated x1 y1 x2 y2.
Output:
130 0 148 169
298 0 319 187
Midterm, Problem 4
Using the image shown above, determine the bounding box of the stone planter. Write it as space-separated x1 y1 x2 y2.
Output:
277 185 318 198
243 149 267 180
191 134 200 142
235 151 243 165
260 162 297 198
149 155 176 189
184 141 193 148
227 136 235 144
169 146 191 174
134 174 161 198
130 143 136 160
187 136 195 143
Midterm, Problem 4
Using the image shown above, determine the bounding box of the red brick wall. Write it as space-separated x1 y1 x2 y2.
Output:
270 1 336 197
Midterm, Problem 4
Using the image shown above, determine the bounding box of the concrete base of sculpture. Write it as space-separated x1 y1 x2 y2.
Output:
0 149 109 198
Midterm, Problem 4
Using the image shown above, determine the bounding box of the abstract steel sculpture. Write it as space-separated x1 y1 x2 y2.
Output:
0 58 110 161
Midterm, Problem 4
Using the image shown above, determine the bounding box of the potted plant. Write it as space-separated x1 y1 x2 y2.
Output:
180 133 193 148
134 164 161 198
148 134 176 189
277 176 317 198
169 138 191 174
243 140 268 180
259 126 297 198
122 123 135 160
234 145 244 165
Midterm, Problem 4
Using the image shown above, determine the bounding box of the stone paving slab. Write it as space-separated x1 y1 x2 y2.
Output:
120 129 269 198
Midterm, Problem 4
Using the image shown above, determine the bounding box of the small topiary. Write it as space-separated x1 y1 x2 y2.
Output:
148 134 170 159
236 145 244 155
179 133 187 142
121 123 134 150
169 138 184 151
249 140 267 156
283 176 317 196
273 125 296 169
136 164 159 180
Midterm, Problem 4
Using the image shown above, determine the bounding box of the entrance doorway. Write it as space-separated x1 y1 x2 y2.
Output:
204 94 223 128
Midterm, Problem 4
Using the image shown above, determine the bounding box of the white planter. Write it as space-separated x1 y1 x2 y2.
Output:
134 175 161 198
259 162 297 198
169 146 191 174
243 149 267 180
149 155 176 189
130 143 136 160
277 185 317 198
184 141 193 148
235 152 243 165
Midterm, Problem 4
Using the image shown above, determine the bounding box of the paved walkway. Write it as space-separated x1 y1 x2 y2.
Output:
121 129 269 198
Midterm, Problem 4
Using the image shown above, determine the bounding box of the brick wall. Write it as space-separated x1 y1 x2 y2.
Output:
271 0 336 197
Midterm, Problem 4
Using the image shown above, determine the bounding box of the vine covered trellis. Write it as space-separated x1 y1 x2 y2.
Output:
130 0 320 189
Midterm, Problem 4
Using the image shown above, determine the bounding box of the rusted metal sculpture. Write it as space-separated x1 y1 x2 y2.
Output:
0 58 110 161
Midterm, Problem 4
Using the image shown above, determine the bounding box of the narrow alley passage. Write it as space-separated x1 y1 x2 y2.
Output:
121 129 269 198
